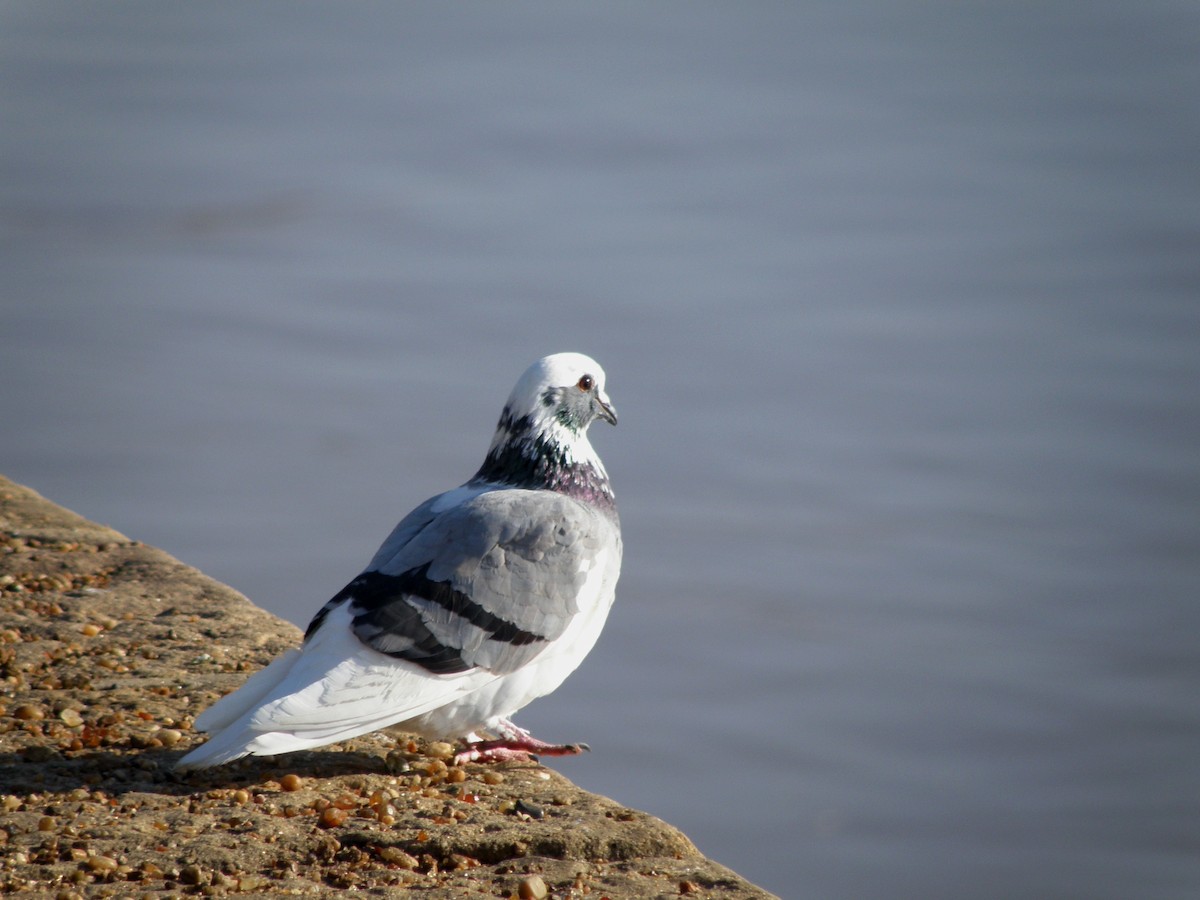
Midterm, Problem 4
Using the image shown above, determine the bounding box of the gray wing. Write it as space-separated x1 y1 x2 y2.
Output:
310 487 618 676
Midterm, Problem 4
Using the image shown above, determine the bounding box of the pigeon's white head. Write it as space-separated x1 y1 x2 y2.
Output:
473 353 618 508
509 352 617 435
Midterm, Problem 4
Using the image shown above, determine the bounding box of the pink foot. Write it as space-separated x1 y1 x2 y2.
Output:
453 721 589 765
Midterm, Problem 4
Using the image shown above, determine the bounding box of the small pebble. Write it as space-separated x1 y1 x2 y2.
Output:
279 773 303 792
377 846 419 869
12 704 44 721
426 741 455 759
518 874 549 900
80 623 103 637
369 788 396 805
318 806 347 828
155 728 182 747
86 855 119 872
58 709 83 728
514 799 544 820
231 789 250 805
332 793 358 810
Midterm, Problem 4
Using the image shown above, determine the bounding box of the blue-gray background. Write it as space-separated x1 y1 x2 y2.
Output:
3 3 1199 897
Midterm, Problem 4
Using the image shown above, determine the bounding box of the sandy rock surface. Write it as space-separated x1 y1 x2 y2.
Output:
0 475 774 898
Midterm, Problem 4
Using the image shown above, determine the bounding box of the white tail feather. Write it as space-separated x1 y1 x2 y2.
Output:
176 603 495 770
192 648 302 734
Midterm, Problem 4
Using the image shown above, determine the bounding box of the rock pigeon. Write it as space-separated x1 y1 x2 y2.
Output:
177 352 621 770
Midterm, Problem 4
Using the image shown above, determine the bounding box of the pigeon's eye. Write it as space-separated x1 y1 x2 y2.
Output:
577 374 595 392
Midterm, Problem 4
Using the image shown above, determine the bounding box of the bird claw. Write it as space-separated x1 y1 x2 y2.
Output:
453 735 590 766
453 745 536 765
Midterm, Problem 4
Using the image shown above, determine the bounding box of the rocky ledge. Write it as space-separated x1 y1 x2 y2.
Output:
0 475 774 899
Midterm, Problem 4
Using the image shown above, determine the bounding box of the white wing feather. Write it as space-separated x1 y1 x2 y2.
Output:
177 603 497 769
192 648 303 734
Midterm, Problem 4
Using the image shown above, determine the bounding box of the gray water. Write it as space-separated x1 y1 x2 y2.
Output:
3 3 1199 897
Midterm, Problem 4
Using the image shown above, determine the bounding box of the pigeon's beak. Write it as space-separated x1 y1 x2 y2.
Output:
595 390 618 426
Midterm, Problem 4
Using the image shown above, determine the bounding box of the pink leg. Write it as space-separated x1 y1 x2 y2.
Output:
453 719 589 765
